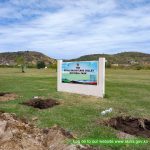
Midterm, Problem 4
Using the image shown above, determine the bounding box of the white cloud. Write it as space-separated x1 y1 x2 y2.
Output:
0 0 150 59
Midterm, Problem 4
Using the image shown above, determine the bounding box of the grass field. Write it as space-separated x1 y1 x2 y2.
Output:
0 68 150 150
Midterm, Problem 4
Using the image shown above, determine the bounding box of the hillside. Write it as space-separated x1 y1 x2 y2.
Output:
0 51 56 66
1 51 150 67
68 52 150 65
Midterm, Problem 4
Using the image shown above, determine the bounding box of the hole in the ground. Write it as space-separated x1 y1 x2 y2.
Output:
22 98 60 109
103 116 150 138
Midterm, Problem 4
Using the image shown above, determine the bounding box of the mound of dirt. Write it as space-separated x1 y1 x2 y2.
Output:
0 92 17 102
0 112 100 150
104 116 150 138
22 98 60 109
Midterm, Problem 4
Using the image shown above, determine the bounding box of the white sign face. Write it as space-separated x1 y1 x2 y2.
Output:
62 61 98 85
57 58 105 97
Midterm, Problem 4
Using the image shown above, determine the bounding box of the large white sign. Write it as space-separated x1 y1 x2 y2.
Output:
57 58 105 97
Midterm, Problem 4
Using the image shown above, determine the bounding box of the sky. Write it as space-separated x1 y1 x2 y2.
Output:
0 0 150 59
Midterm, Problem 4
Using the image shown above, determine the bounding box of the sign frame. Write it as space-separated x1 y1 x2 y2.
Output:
57 58 105 97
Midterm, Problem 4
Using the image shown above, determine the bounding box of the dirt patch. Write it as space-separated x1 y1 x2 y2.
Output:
0 112 101 150
0 92 17 101
22 98 60 109
103 116 150 138
116 131 135 139
0 92 10 96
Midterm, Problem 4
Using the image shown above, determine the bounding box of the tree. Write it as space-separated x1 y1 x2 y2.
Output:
16 56 26 73
37 61 45 69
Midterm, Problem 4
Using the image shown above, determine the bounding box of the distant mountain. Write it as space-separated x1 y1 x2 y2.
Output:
68 52 150 65
1 51 150 67
0 51 56 66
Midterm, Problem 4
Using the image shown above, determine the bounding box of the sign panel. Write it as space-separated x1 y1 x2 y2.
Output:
62 61 98 85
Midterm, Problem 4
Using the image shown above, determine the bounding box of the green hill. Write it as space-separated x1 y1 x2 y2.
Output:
0 51 56 67
68 52 150 66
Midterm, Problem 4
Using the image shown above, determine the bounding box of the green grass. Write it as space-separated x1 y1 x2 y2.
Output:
0 68 150 150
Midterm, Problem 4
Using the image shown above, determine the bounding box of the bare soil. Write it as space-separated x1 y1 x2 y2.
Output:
103 116 150 138
22 98 60 109
0 92 17 101
0 92 10 96
0 111 101 150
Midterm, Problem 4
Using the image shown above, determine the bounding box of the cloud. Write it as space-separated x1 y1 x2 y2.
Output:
0 0 150 59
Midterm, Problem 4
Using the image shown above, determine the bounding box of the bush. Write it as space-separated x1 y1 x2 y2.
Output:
135 65 142 70
105 61 111 68
37 61 46 69
50 63 57 69
131 64 143 70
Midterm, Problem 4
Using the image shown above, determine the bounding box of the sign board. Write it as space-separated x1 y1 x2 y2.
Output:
62 61 98 85
57 58 105 97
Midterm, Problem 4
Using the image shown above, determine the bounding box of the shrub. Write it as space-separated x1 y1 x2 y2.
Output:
105 61 111 68
135 65 142 70
37 61 46 69
50 63 57 69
